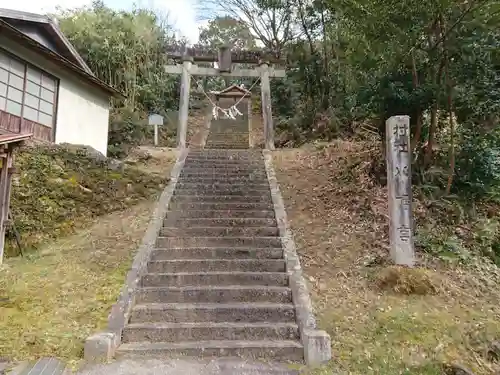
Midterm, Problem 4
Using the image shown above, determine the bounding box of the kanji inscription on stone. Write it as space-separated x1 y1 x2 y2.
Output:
385 115 415 266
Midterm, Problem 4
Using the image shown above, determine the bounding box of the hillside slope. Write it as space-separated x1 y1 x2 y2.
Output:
273 141 500 375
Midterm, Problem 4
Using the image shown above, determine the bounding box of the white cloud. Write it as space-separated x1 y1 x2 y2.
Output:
0 0 205 43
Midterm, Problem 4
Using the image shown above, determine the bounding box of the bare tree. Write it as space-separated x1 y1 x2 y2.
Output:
197 0 297 56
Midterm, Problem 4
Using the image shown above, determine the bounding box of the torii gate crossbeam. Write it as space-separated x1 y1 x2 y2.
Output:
164 46 286 150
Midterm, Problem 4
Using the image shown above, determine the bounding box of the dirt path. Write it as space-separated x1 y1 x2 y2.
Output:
273 143 500 375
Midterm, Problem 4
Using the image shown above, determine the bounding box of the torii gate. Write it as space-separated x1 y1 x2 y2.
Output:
164 46 286 150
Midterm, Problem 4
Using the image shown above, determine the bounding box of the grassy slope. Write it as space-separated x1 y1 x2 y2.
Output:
0 203 154 364
273 142 500 375
0 144 176 364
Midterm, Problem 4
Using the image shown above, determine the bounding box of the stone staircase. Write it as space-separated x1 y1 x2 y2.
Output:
95 106 331 366
205 100 249 149
116 148 304 361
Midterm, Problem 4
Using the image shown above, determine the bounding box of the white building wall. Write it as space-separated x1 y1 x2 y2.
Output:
55 78 110 156
0 35 111 155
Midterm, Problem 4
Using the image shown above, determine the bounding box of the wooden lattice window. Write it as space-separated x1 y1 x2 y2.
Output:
0 49 57 127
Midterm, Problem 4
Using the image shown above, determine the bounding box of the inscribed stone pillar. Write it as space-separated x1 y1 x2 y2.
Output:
259 61 275 150
385 115 415 267
177 56 193 149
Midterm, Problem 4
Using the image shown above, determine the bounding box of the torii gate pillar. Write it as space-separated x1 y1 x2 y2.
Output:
177 55 193 149
259 60 274 150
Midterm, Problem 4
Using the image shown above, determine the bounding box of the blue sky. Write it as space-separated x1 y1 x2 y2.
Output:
0 0 209 43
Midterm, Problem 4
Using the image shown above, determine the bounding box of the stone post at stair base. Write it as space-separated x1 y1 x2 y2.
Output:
84 332 118 362
303 329 332 366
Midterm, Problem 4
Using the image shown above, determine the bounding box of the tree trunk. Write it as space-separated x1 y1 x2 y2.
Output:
410 51 423 154
424 17 445 167
441 14 455 194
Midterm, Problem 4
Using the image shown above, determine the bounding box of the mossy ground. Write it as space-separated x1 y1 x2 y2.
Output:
7 144 168 256
273 142 500 375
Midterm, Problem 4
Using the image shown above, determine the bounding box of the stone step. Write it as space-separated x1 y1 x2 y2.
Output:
178 176 268 183
208 135 248 137
173 189 269 197
182 167 266 174
166 209 275 219
206 138 249 141
136 285 292 304
177 182 269 189
165 218 277 227
204 144 250 148
156 236 282 248
183 160 260 165
185 159 263 166
207 136 248 138
168 202 274 211
184 165 259 171
160 226 279 237
205 142 249 145
147 259 286 273
116 340 304 361
186 156 262 162
205 141 249 144
179 173 267 179
208 138 248 140
204 145 249 147
207 136 248 139
180 164 265 170
130 303 296 323
188 149 257 154
150 247 283 261
185 159 259 164
207 134 248 137
187 152 259 159
205 146 249 149
122 322 299 343
185 156 257 161
176 182 269 190
208 129 248 131
184 166 260 172
184 161 261 166
208 131 249 135
179 172 267 180
187 152 257 156
141 272 288 287
170 195 271 203
200 133 249 136
207 140 248 142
